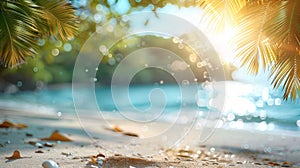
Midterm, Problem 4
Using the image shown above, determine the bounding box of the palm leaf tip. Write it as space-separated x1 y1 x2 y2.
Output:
35 0 79 41
271 50 300 101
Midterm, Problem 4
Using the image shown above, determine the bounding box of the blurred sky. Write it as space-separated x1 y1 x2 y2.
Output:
73 0 271 85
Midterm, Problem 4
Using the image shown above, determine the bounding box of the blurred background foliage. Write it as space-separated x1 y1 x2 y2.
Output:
0 0 236 93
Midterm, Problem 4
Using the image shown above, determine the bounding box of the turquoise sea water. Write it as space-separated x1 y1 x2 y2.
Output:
0 82 300 132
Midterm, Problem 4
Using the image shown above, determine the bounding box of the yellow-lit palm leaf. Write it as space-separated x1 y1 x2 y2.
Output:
199 0 247 32
268 0 300 100
232 1 277 74
271 50 300 100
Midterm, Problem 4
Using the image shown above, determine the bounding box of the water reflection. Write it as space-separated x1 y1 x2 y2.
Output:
0 82 299 131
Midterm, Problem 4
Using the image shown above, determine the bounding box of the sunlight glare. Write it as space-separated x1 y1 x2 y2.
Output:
202 27 236 64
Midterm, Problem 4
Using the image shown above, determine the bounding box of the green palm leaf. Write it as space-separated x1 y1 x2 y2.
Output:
0 0 78 67
232 1 277 74
0 0 40 67
35 0 79 41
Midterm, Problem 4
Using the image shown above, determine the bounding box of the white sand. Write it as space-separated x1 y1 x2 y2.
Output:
1 109 300 168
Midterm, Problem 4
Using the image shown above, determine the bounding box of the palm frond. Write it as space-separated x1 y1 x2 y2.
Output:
271 50 300 100
0 0 40 67
199 0 248 32
232 1 277 74
268 0 300 100
264 0 300 45
35 0 79 41
0 0 78 67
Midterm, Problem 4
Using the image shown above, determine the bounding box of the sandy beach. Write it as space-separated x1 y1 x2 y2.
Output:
1 109 300 168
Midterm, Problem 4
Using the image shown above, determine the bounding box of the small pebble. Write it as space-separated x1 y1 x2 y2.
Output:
42 160 59 168
26 133 33 137
44 142 54 147
219 159 231 163
282 161 292 165
35 150 44 153
35 142 43 148
61 152 72 156
268 161 280 166
97 159 103 165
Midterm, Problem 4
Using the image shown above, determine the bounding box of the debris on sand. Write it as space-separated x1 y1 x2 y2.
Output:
42 160 59 168
41 130 72 142
0 120 28 129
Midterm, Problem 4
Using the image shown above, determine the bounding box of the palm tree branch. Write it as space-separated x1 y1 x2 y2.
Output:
232 1 276 74
0 4 13 51
268 0 300 100
271 50 300 100
35 0 79 41
199 0 248 32
0 0 40 67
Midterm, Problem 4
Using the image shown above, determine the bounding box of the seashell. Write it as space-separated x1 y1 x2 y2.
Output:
35 142 43 148
42 160 59 168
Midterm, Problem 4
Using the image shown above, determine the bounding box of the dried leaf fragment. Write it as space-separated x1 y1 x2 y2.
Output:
5 150 23 160
90 156 97 164
106 125 139 137
106 125 123 132
41 130 72 142
0 121 14 128
35 150 44 153
0 120 28 129
15 123 28 129
268 161 280 166
123 132 139 137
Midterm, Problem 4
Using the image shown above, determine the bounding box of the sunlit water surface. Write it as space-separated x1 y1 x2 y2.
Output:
0 81 300 132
